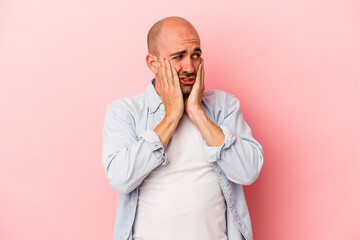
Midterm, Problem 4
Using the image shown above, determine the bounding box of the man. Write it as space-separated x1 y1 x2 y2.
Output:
102 16 263 240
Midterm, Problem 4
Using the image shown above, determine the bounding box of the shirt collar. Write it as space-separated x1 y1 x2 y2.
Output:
146 78 163 113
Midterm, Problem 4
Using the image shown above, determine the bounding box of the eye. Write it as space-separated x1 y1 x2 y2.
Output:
192 53 201 59
173 55 183 60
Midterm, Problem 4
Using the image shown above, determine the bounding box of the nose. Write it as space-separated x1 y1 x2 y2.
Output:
182 56 195 74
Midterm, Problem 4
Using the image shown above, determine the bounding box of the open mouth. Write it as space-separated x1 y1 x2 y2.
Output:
179 77 195 85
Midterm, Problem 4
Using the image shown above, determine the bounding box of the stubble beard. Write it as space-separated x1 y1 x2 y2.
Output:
181 84 193 96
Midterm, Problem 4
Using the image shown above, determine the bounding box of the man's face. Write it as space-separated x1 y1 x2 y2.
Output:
157 25 202 95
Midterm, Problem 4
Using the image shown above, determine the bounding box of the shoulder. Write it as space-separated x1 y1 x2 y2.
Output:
106 92 147 121
202 89 240 115
203 89 237 102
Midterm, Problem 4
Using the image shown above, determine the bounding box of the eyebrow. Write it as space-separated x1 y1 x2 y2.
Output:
169 48 202 57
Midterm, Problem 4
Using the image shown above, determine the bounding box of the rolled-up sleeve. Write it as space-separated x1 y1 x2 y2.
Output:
202 126 236 162
141 129 169 165
202 94 264 185
102 102 167 194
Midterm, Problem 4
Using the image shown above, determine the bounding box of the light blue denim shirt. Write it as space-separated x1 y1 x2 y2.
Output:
102 79 264 240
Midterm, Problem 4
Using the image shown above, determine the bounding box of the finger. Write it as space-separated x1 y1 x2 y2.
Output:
165 59 173 86
159 58 168 88
170 62 180 88
163 58 172 88
157 59 163 88
200 58 205 89
194 61 203 88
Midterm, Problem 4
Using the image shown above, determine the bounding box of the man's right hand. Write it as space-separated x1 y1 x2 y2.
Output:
156 58 184 122
153 58 184 148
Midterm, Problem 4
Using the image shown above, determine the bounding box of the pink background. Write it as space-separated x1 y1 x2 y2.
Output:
1 0 359 239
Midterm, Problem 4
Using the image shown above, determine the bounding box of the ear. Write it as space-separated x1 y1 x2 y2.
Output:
146 53 158 74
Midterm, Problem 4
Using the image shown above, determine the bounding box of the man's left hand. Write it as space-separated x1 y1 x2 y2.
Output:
185 58 205 121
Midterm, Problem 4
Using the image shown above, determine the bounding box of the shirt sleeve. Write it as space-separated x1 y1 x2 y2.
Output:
102 101 167 194
202 94 264 185
202 126 236 162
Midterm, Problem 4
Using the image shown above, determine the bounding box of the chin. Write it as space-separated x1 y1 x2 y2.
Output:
181 85 193 95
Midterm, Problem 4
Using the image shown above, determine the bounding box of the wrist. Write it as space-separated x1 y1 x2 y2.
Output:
188 107 206 126
164 112 183 124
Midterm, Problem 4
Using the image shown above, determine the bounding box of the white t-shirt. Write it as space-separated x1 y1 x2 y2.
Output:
133 113 227 240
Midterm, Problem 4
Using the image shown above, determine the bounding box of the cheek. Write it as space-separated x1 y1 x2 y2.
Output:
170 62 181 75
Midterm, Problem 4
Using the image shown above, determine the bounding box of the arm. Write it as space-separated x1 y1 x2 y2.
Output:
102 103 167 194
185 58 225 147
153 58 184 148
102 59 183 194
186 59 263 185
203 94 264 185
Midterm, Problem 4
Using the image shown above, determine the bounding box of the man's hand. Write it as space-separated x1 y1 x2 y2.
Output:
157 58 184 122
185 58 205 121
185 58 225 147
153 58 184 148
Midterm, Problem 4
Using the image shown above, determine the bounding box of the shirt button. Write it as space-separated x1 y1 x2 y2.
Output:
131 202 135 207
122 230 126 234
156 120 160 124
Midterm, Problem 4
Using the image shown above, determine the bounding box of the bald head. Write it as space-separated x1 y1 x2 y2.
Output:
147 16 199 56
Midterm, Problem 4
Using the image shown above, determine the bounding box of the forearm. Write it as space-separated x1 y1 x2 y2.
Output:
153 58 184 148
103 132 166 194
215 130 263 185
188 100 263 185
154 114 181 148
188 109 225 147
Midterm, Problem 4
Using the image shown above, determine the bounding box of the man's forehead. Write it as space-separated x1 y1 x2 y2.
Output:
161 39 201 56
159 27 200 52
166 36 200 46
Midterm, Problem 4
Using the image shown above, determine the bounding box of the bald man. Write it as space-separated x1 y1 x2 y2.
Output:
102 17 263 240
